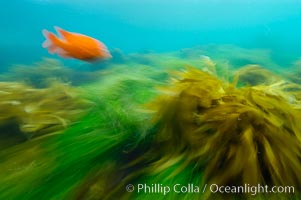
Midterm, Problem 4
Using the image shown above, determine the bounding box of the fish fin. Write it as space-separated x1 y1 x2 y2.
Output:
54 26 73 41
42 29 65 54
42 29 60 45
58 51 71 58
47 45 58 54
42 29 66 57
42 30 57 54
96 41 112 59
100 49 112 59
42 37 50 48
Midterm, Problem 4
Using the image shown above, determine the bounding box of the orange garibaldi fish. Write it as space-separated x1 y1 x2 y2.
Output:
42 26 111 62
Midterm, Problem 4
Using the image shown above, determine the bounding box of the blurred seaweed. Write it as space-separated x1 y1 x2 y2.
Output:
177 45 280 70
234 64 282 86
0 58 103 87
0 62 162 200
100 66 301 200
285 58 301 85
1 46 301 200
0 81 91 146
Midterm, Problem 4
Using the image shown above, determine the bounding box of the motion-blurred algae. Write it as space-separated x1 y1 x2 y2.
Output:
234 64 282 86
0 81 90 143
0 58 103 87
1 46 301 200
112 67 301 200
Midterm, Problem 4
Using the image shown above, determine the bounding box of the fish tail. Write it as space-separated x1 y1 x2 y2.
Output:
42 29 62 54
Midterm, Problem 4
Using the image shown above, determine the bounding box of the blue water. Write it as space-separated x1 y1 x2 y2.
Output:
1 0 301 68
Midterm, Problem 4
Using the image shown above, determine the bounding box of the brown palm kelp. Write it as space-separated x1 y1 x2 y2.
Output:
139 67 301 199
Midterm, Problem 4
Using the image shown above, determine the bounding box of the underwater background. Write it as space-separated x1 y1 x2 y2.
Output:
2 0 301 67
1 0 301 200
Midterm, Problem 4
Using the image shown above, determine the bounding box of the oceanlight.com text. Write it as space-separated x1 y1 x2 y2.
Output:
125 183 295 196
209 184 294 195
